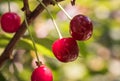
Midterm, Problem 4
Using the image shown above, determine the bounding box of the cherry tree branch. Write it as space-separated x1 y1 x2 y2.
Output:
22 0 31 15
0 0 64 68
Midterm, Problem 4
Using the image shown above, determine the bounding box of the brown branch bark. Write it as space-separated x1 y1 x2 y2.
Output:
0 0 64 68
22 0 31 15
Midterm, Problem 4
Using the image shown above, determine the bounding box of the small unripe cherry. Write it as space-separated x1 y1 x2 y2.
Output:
52 37 79 62
70 14 93 41
31 65 53 81
0 12 21 33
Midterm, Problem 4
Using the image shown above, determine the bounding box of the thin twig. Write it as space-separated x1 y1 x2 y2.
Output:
22 0 31 16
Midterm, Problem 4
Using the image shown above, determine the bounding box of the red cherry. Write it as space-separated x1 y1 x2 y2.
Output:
52 37 79 62
31 65 53 81
70 14 93 41
0 12 21 33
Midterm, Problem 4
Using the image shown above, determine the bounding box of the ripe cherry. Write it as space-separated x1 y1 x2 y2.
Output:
0 12 21 33
31 65 53 81
70 14 93 41
52 37 79 62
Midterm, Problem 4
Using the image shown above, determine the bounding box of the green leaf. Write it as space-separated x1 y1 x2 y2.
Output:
17 69 31 81
78 42 88 58
17 38 54 57
0 34 12 47
0 34 54 57
0 72 6 81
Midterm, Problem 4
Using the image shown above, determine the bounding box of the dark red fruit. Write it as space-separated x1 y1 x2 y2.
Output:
0 12 21 33
52 37 79 62
70 14 93 41
31 65 53 81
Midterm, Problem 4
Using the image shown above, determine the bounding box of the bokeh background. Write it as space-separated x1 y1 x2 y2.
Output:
0 0 120 81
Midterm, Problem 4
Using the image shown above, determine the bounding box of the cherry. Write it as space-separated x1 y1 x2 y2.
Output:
52 37 79 62
0 12 21 33
31 65 53 81
70 14 93 41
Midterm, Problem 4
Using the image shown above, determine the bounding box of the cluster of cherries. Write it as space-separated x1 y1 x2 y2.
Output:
52 14 93 63
32 14 93 81
31 14 93 81
0 5 93 81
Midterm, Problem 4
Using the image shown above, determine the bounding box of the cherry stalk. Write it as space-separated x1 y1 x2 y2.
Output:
37 0 62 39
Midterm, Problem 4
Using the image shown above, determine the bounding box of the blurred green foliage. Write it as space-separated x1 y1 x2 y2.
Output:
0 0 120 81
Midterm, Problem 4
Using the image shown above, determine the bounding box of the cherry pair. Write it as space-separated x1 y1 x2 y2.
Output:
52 14 93 62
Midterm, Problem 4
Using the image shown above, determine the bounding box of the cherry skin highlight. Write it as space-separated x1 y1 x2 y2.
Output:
31 65 53 81
70 14 93 41
1 12 21 33
52 37 79 62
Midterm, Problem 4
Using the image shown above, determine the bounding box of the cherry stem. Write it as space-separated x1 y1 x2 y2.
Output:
53 0 72 20
8 0 11 12
24 12 41 66
37 0 62 39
